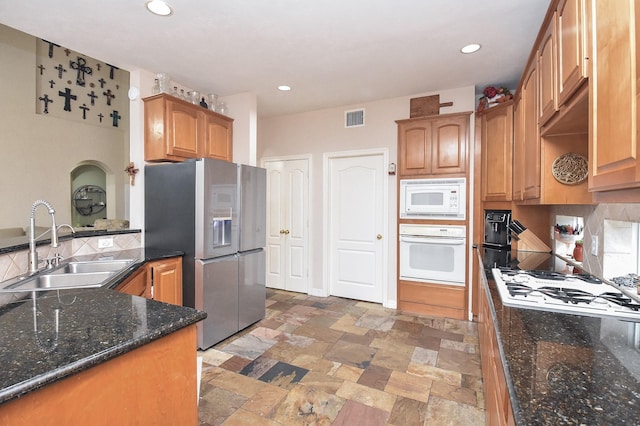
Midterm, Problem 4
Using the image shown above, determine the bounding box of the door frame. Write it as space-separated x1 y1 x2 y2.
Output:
261 154 313 294
322 148 390 306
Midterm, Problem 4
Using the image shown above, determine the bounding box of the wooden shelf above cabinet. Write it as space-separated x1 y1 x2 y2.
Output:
143 94 233 163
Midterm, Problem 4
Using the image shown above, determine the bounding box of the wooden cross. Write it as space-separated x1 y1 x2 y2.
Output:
124 162 139 186
79 103 90 119
96 63 102 71
106 64 118 79
54 64 67 79
43 40 59 58
87 90 98 106
37 64 45 75
64 48 71 56
38 94 53 114
103 89 115 106
58 87 77 111
110 110 121 127
48 79 55 89
70 56 93 87
98 78 106 88
98 113 104 123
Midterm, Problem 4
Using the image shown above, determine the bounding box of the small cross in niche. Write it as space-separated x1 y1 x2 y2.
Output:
37 64 45 75
58 87 77 112
54 64 66 79
79 104 90 120
103 89 115 106
110 110 121 127
38 94 53 114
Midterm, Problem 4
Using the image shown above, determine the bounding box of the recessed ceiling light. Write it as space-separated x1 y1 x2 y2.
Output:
278 85 291 91
146 0 173 16
460 43 481 54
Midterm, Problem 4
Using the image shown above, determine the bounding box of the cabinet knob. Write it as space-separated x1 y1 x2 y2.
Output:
377 234 382 240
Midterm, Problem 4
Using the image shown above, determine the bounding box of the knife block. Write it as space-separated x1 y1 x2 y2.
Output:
514 229 552 253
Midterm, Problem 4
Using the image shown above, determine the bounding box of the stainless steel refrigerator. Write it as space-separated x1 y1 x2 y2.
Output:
145 158 266 349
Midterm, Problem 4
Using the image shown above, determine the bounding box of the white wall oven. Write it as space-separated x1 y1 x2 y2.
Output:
399 177 466 220
399 224 467 286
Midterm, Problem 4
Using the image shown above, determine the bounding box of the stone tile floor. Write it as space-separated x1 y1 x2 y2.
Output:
198 289 485 425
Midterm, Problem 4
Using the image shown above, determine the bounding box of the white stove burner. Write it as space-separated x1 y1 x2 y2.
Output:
491 268 640 322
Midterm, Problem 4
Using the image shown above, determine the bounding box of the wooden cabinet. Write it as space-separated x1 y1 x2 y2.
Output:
0 326 198 425
149 257 183 305
517 62 541 200
480 102 513 201
397 112 470 177
539 14 558 125
512 96 524 201
116 256 182 306
144 94 233 163
398 280 466 320
477 265 515 426
114 267 149 298
589 0 640 192
557 0 588 106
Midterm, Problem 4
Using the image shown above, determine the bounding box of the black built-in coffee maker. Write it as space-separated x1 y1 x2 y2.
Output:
482 210 512 269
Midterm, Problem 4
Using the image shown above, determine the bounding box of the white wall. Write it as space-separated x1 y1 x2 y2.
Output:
258 86 476 305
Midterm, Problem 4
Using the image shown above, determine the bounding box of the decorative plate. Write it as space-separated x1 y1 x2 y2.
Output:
551 153 588 185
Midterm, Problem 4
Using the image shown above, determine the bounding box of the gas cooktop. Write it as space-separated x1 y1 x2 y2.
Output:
492 267 640 322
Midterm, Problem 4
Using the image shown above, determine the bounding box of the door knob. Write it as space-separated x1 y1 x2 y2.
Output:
377 234 382 240
279 229 285 234
284 229 290 235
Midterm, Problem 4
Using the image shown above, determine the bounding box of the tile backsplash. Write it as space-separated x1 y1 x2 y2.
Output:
551 203 640 278
0 233 141 281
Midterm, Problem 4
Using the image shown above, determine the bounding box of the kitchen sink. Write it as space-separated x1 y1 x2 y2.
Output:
4 271 115 291
0 258 137 292
51 259 136 274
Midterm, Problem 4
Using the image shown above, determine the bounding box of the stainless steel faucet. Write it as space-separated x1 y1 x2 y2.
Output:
28 200 59 274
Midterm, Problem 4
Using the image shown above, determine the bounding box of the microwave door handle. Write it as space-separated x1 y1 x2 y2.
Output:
400 236 466 245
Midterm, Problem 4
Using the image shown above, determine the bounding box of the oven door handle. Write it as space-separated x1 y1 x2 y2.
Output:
400 236 466 245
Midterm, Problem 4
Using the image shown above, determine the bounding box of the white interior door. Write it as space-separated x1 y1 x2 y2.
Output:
327 151 386 303
264 158 309 293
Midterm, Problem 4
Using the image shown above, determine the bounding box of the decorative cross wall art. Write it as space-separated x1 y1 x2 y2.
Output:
35 39 128 130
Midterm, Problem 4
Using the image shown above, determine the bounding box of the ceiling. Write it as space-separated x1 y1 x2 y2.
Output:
0 0 549 117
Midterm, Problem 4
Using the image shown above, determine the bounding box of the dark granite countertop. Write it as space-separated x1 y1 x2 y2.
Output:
479 247 640 425
0 248 205 405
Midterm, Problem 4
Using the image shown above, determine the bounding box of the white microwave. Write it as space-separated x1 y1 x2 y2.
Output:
399 177 466 220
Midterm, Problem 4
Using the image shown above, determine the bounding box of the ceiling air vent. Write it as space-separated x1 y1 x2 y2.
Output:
345 109 365 128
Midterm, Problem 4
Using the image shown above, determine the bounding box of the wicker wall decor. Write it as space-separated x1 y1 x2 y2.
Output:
551 152 588 185
35 39 128 130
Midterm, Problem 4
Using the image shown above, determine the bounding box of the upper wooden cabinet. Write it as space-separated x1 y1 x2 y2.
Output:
557 0 588 106
589 0 640 192
480 101 513 201
144 94 233 163
539 14 558 125
397 112 470 177
520 62 541 200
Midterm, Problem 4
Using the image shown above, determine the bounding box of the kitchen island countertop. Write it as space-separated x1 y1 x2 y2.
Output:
0 249 205 405
480 248 640 424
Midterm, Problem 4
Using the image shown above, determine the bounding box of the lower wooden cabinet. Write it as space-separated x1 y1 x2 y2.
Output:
477 265 515 426
398 280 466 320
116 256 182 305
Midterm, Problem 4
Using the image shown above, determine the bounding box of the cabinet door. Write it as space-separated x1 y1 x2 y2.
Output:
398 120 432 176
589 0 640 191
150 257 183 306
557 0 587 106
430 115 468 174
539 15 558 125
522 63 541 200
481 103 513 201
166 100 201 159
115 268 149 298
203 112 233 162
512 98 524 201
